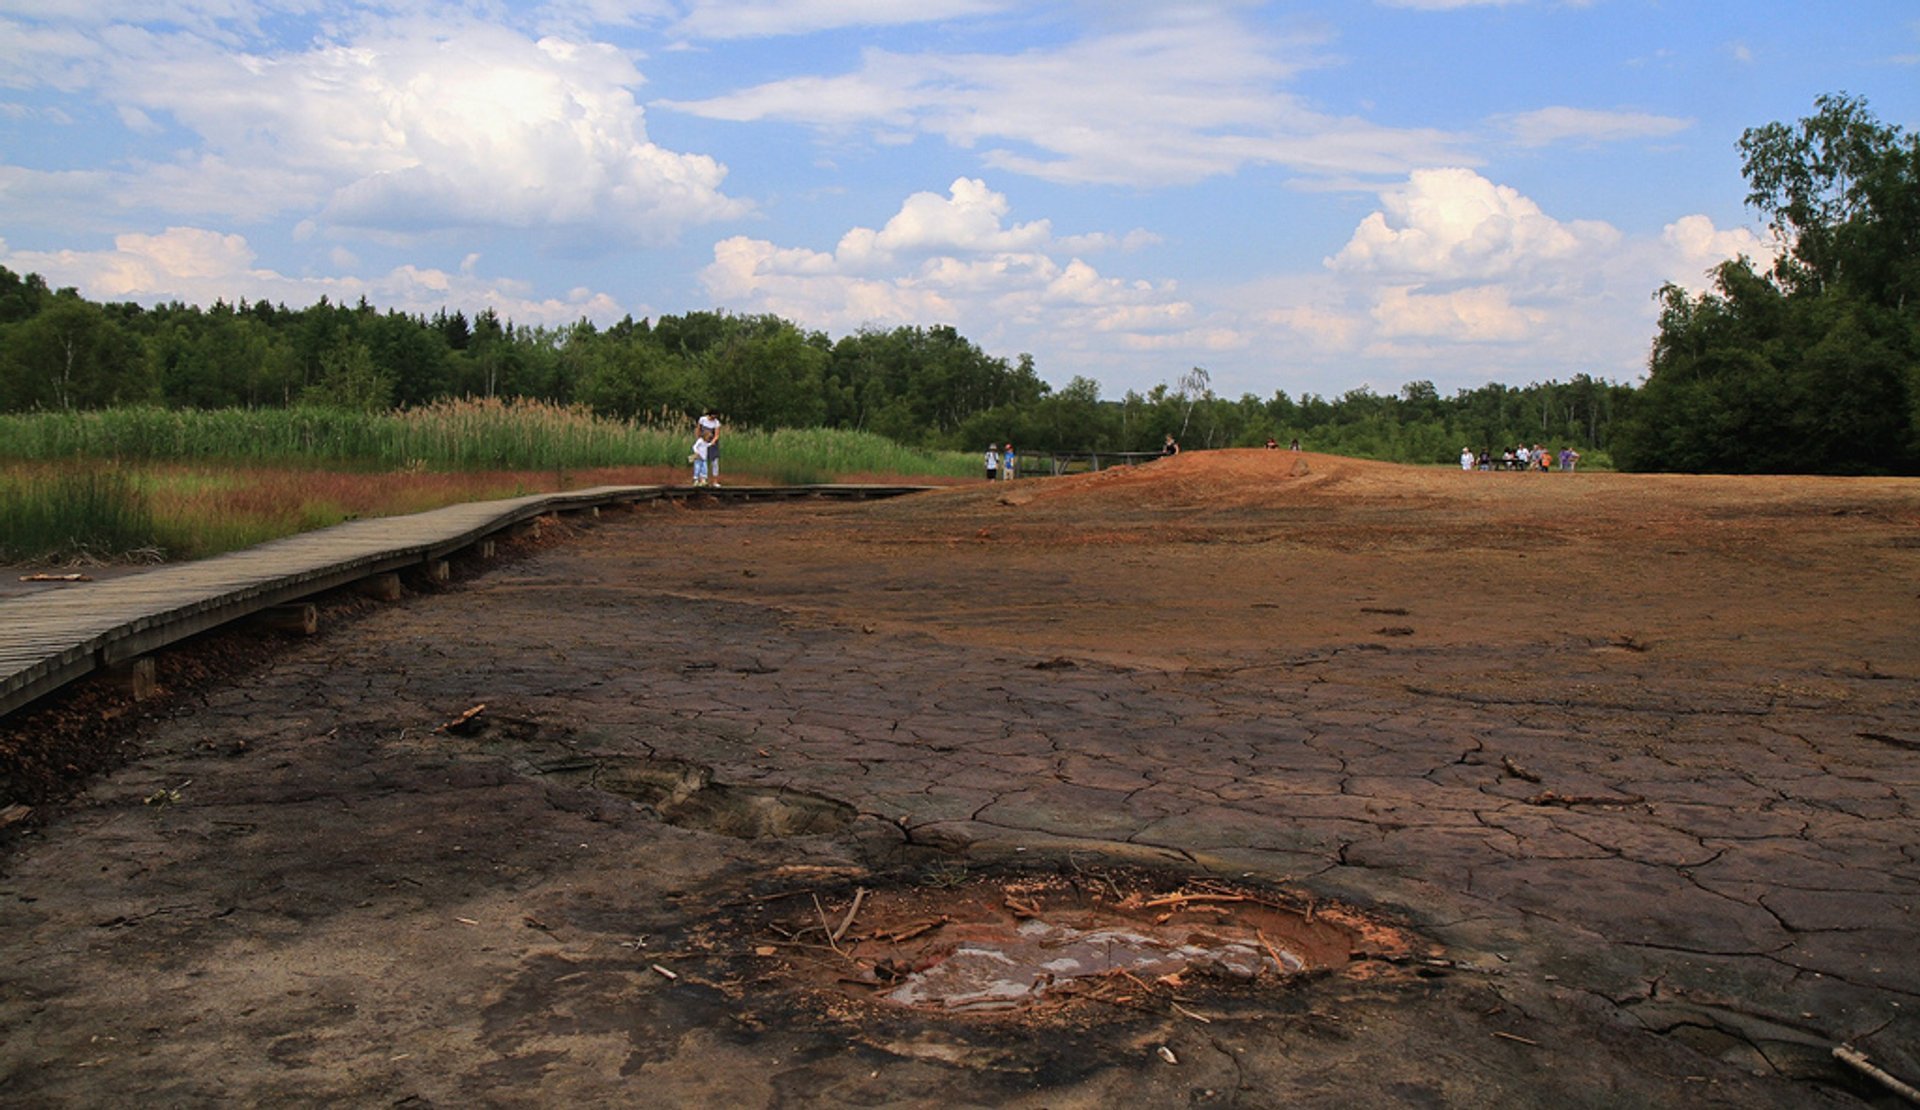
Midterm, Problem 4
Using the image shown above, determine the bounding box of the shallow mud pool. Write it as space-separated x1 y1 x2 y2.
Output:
738 873 1408 1021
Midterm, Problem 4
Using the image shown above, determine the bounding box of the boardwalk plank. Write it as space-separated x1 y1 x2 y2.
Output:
1 483 927 718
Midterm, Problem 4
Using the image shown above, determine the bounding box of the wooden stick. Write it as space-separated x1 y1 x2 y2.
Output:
1255 928 1291 975
884 917 947 942
1140 892 1252 909
1834 1046 1920 1105
1171 1002 1213 1024
831 887 867 943
1501 755 1542 783
1492 1031 1539 1047
812 894 843 956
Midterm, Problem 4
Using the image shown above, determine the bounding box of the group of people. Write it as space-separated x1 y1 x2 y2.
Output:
1460 444 1580 472
690 409 722 486
984 443 1020 481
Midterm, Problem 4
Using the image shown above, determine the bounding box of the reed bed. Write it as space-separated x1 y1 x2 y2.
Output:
0 466 159 562
0 400 973 477
0 401 972 563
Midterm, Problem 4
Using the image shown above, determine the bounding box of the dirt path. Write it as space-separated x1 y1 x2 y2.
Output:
2 452 1916 1106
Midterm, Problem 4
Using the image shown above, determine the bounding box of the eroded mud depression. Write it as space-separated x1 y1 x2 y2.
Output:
743 872 1423 1021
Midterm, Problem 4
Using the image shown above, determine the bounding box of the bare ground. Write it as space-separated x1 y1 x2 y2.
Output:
2 450 1917 1107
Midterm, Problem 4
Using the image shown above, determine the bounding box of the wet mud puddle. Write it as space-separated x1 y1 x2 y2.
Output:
877 913 1303 1011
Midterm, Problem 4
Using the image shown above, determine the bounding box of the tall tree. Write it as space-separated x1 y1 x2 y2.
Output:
1619 94 1919 474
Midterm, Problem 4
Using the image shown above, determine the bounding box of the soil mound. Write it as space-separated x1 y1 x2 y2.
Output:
876 450 1403 525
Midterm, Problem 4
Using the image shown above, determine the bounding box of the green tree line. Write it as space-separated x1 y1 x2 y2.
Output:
0 270 1631 466
3 94 1912 473
1616 94 1919 473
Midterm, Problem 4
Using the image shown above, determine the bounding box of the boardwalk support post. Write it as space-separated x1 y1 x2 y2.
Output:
358 573 403 602
255 603 319 636
104 656 158 701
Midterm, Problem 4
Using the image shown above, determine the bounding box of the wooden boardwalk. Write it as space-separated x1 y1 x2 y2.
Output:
0 483 928 720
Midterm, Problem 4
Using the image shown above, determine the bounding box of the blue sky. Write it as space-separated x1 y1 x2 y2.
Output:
2 1 1915 401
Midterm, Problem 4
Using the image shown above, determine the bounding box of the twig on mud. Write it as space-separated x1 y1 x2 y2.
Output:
1500 756 1542 784
812 894 843 956
650 963 679 981
1255 928 1291 976
881 916 948 943
1526 790 1644 808
832 887 868 944
721 888 817 908
1171 1001 1213 1024
1492 1031 1539 1047
1834 1046 1920 1105
436 703 487 735
1140 892 1252 910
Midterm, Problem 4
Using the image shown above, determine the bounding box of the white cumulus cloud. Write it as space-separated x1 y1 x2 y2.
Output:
1495 106 1693 147
3 11 747 247
701 177 1195 366
662 10 1469 187
1 227 623 325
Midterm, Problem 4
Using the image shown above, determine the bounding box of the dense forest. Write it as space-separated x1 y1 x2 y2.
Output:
1616 94 1919 474
0 268 1635 467
1 95 1913 474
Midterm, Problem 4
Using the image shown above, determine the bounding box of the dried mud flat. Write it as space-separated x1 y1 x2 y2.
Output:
2 450 1918 1107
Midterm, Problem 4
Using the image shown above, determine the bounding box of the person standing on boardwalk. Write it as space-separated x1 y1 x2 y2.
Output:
1163 434 1180 456
691 432 710 486
1002 443 1018 480
985 443 1000 481
697 409 722 486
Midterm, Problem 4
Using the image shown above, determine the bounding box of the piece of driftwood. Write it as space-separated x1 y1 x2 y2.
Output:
1255 928 1291 975
1526 790 1644 808
831 888 867 943
881 917 947 943
437 704 487 735
1834 1046 1920 1105
1141 892 1251 910
812 894 843 956
1501 756 1542 783
18 573 91 582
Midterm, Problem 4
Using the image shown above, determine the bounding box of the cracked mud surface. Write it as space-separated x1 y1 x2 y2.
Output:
2 450 1917 1106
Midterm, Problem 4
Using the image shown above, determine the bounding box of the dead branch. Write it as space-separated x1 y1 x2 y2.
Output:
1171 1001 1213 1024
881 916 948 943
812 894 843 957
831 887 868 943
1501 756 1542 783
1526 790 1644 808
436 703 487 735
1834 1046 1920 1105
1255 928 1291 976
1140 892 1252 910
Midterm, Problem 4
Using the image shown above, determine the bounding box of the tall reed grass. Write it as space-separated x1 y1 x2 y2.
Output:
1 400 974 563
0 399 974 477
0 467 158 561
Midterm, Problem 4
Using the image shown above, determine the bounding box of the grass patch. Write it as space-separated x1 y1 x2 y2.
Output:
0 466 160 562
0 401 975 564
0 400 976 477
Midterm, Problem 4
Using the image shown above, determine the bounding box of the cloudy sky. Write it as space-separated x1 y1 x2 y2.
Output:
3 1 1915 400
